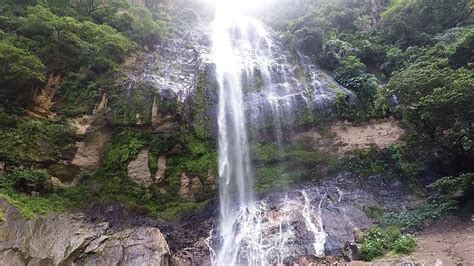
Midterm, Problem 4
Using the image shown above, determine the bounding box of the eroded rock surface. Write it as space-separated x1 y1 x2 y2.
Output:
177 172 203 201
154 154 167 183
127 149 153 186
0 200 170 265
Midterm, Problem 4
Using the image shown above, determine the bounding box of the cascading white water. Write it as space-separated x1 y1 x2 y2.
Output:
210 3 330 265
212 4 259 265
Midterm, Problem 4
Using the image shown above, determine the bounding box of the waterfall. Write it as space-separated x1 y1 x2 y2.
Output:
210 3 330 265
211 4 270 265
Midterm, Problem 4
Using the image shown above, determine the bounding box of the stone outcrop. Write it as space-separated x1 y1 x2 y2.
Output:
177 173 203 201
152 96 160 127
127 149 153 186
294 118 405 157
342 241 361 261
48 115 109 186
71 126 110 171
0 200 170 265
153 114 178 134
77 227 170 265
154 154 167 183
93 93 108 113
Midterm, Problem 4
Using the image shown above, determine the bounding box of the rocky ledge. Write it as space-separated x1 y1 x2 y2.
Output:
0 200 170 265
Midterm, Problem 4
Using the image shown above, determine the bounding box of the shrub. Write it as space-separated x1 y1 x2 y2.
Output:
0 117 74 163
360 226 417 261
428 173 474 197
392 234 417 254
382 199 457 229
6 169 50 194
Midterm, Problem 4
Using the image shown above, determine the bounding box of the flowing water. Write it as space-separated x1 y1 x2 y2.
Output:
209 4 329 265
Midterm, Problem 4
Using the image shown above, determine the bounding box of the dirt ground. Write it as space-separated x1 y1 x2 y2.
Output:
376 216 474 265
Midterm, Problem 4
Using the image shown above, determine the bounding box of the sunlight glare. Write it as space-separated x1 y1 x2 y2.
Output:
205 0 275 12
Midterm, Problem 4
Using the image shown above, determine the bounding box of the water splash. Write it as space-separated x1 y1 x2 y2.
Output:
210 189 328 265
211 4 259 265
301 190 327 256
209 4 332 265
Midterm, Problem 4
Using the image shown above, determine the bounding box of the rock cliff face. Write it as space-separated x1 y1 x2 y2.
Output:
0 200 170 265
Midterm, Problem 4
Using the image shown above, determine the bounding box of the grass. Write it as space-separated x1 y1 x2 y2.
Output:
0 189 78 219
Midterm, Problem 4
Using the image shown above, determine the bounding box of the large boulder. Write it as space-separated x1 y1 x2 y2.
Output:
0 200 170 265
78 227 170 265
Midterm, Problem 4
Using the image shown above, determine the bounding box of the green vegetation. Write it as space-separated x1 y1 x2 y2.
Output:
363 205 385 221
0 168 89 219
271 0 473 129
251 140 334 191
159 200 208 221
0 119 216 220
333 145 419 181
0 0 169 113
360 226 417 261
0 114 74 164
6 169 50 194
95 129 217 220
192 68 218 138
382 199 458 229
428 173 474 197
166 134 217 190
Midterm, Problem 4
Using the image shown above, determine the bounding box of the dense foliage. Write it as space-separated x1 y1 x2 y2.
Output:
0 0 473 227
0 0 168 110
270 0 473 184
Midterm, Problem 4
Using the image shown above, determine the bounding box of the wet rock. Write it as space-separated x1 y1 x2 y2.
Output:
127 149 153 186
171 238 211 266
298 256 311 265
347 261 368 266
49 176 64 190
205 169 217 190
69 115 94 135
136 113 143 124
47 162 82 185
153 114 178 134
341 241 361 261
191 177 203 192
392 180 402 187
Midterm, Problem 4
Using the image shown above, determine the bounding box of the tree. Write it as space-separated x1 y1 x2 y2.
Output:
0 41 45 89
388 56 474 173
